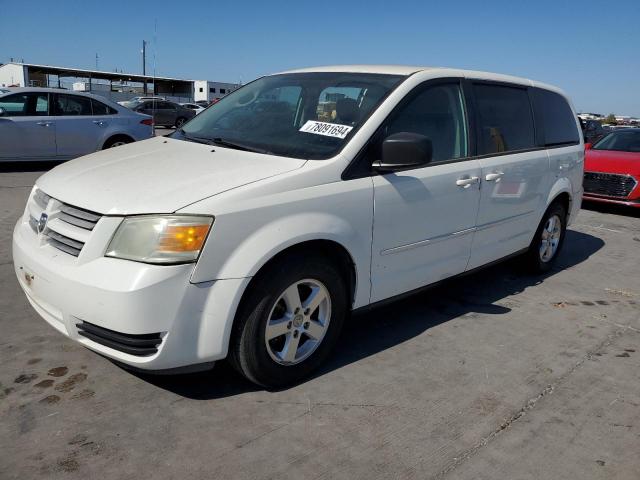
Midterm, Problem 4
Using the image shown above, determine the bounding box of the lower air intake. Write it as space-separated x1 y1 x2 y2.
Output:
76 321 163 357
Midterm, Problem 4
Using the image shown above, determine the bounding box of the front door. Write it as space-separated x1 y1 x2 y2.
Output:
370 82 481 302
0 92 56 161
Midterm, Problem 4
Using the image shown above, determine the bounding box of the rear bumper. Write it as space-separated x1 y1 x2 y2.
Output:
13 218 250 370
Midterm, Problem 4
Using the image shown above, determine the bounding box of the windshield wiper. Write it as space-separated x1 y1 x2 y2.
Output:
174 129 216 145
211 137 271 154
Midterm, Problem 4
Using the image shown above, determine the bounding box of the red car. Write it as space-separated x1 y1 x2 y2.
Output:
583 129 640 207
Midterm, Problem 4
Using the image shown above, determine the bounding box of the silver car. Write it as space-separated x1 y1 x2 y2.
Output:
0 88 153 162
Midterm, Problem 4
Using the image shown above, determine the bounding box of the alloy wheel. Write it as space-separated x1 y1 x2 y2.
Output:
264 279 331 365
539 214 562 262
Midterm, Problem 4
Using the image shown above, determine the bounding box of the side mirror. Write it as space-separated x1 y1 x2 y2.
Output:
374 132 433 172
0 107 6 117
584 143 592 150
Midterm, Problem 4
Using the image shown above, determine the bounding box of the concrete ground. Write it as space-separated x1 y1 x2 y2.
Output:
1 164 639 480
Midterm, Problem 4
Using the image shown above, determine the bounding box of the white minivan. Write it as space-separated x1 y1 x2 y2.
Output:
13 66 583 387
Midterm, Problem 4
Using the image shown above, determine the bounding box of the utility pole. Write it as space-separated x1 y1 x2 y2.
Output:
95 53 99 70
142 40 147 94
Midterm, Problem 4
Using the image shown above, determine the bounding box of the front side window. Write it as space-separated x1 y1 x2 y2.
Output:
593 130 640 152
474 84 535 154
381 83 468 163
178 72 405 159
0 93 49 116
533 88 580 146
55 94 92 116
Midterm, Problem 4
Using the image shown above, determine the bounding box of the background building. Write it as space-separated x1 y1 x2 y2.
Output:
0 62 239 103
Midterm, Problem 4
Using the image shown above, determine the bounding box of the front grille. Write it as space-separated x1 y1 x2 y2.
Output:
27 188 102 257
58 204 101 230
47 231 84 256
584 172 637 198
76 321 163 356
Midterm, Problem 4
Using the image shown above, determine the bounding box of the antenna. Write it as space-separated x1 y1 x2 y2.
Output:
95 53 99 70
142 40 147 93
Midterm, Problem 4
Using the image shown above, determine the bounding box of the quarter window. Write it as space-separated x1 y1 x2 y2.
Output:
91 99 117 115
382 83 468 163
474 84 535 154
55 94 92 116
533 88 579 146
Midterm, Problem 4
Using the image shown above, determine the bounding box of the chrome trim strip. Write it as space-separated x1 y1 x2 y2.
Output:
380 210 536 256
381 227 477 256
475 210 535 232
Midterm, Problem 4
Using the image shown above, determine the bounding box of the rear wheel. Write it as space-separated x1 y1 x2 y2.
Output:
523 202 567 273
175 117 187 128
229 253 347 388
103 136 133 149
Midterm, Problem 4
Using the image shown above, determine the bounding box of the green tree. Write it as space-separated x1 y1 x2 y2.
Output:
604 114 617 125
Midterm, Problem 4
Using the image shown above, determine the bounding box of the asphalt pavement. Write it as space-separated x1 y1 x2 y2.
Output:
1 166 639 480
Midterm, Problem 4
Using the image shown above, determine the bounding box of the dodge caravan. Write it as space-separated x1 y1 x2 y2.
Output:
13 66 584 387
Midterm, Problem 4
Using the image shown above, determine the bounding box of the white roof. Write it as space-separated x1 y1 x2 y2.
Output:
275 65 567 96
279 64 431 75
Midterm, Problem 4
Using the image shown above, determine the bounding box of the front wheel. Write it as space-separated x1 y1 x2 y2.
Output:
523 202 567 273
175 117 187 128
229 253 347 388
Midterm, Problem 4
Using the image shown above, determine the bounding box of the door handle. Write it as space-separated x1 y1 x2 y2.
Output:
36 121 53 127
92 120 106 126
456 176 480 188
485 171 504 182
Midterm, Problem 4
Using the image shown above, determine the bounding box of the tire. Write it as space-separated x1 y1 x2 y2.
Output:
175 117 187 128
523 202 567 273
103 136 133 149
229 253 348 388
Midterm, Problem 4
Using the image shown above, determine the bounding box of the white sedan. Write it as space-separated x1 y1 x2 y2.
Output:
0 88 154 162
180 102 206 115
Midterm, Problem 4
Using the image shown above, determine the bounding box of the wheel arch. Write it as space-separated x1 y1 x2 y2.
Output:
102 133 135 149
546 178 573 221
244 238 357 309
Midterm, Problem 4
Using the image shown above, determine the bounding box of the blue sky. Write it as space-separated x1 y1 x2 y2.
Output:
1 0 639 115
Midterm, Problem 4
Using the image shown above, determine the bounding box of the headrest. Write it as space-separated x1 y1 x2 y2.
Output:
335 98 359 124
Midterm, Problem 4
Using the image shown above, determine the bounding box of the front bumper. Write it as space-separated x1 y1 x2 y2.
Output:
13 218 250 370
582 193 640 208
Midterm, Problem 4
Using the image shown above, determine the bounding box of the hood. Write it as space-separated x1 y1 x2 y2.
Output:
585 149 640 176
37 137 306 214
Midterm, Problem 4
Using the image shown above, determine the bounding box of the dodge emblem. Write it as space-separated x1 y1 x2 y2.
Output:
37 213 48 234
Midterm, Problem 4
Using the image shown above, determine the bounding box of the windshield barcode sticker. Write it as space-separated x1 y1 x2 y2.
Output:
299 121 353 139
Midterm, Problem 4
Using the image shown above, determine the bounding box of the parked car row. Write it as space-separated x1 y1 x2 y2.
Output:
0 88 153 161
120 99 196 128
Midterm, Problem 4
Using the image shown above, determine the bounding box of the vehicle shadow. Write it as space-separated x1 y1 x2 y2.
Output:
581 200 640 218
0 161 63 173
135 229 604 399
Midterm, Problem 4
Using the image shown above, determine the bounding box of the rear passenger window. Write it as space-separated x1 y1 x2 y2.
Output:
55 94 92 116
474 84 535 154
91 99 117 115
533 89 579 146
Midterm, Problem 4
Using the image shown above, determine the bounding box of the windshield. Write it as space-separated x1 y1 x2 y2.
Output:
593 130 640 153
176 72 405 159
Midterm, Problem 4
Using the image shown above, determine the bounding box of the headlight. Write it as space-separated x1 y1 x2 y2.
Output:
105 215 213 264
